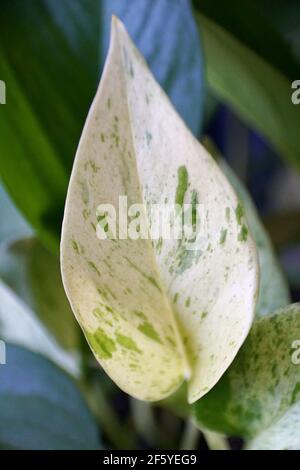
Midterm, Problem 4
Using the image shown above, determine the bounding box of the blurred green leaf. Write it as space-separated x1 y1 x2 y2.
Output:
194 304 300 440
0 237 78 351
0 0 203 252
281 245 300 290
204 139 290 316
0 344 100 449
193 0 300 80
0 183 32 243
0 0 101 253
0 278 79 376
195 13 300 170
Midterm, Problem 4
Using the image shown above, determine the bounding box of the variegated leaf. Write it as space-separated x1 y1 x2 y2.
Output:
247 401 300 450
61 18 258 402
194 304 300 439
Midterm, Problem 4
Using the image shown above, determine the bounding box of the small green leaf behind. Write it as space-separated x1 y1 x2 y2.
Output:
101 0 204 135
0 344 101 450
194 303 300 445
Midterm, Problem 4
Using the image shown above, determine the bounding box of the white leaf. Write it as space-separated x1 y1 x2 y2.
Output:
61 17 259 402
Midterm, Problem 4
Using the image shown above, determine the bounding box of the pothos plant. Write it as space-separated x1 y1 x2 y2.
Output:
0 0 299 451
59 17 299 450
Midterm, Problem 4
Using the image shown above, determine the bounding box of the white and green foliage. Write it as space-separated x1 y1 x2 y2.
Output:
194 304 300 450
61 18 259 403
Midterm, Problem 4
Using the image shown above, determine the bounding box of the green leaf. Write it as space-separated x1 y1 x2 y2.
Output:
0 237 79 352
0 183 32 244
0 344 100 450
0 0 102 252
0 278 79 376
219 159 290 317
61 18 258 403
193 0 300 80
0 0 204 252
194 303 300 439
195 13 300 170
0 0 100 252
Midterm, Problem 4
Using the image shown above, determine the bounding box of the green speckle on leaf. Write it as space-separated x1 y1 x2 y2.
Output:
111 132 120 147
124 257 161 292
107 98 111 109
133 310 147 320
166 336 176 348
156 237 163 253
238 224 248 242
87 260 101 277
116 333 142 354
291 382 300 404
225 207 231 222
191 190 198 227
219 228 227 245
72 240 80 254
100 133 105 142
138 322 162 344
201 311 208 320
175 166 188 208
172 244 202 275
145 130 152 146
78 180 89 204
235 203 244 225
82 208 90 220
87 328 116 359
185 297 191 307
89 160 99 173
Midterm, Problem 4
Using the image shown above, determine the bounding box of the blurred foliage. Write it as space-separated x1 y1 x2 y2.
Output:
0 344 101 449
194 304 300 447
0 0 203 253
0 183 32 242
0 276 79 376
219 159 290 317
194 10 300 171
0 237 78 351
